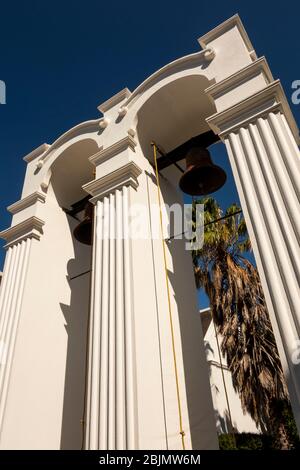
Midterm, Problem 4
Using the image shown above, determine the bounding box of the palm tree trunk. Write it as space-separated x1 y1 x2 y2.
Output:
270 405 290 450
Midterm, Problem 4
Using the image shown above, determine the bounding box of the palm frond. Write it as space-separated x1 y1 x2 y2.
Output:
194 197 290 436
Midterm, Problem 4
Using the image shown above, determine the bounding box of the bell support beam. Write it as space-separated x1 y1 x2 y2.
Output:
156 130 219 172
207 80 300 433
82 137 142 450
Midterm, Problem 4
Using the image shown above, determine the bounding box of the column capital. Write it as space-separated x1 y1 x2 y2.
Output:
0 216 45 248
83 161 142 203
89 135 137 168
206 81 299 142
7 191 46 215
205 57 274 112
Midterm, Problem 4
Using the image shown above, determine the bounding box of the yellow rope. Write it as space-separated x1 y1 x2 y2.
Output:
151 142 186 450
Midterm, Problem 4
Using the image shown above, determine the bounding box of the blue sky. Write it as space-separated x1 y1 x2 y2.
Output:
0 1 299 307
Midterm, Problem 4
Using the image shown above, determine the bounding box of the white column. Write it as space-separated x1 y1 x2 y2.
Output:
208 86 300 432
83 161 142 449
0 216 44 436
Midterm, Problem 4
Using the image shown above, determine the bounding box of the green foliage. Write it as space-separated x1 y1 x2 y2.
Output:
219 424 300 450
281 403 300 449
218 433 237 450
219 433 268 450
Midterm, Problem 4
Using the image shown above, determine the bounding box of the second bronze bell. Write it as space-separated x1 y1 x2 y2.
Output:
73 201 94 245
179 146 226 196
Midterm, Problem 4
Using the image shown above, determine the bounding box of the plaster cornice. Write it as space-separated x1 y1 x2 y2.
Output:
123 50 213 109
205 57 273 101
89 136 137 167
98 17 253 112
0 216 45 247
207 81 300 143
31 119 101 167
83 161 142 202
198 14 255 58
23 143 50 163
97 88 131 114
7 191 46 214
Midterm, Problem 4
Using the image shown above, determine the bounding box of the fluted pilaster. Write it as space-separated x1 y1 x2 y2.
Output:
231 115 299 299
226 113 300 356
0 216 44 435
83 160 142 449
208 94 300 430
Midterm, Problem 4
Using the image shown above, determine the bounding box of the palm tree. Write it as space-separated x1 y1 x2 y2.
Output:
192 197 293 449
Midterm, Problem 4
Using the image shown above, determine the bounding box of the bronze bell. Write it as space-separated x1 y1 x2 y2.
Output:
73 201 94 245
179 146 227 196
156 131 227 197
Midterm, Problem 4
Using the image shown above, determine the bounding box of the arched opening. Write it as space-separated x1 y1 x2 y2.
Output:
51 139 96 208
136 74 217 181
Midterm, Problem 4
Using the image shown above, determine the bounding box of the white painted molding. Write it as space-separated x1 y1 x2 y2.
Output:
97 88 131 114
118 106 128 117
198 14 256 58
89 136 136 167
207 81 300 142
23 143 50 163
123 51 212 109
203 47 215 61
0 216 45 247
108 17 254 113
7 191 46 215
83 161 142 202
205 57 273 101
35 161 44 170
36 119 101 166
40 169 52 192
99 118 110 129
128 128 136 138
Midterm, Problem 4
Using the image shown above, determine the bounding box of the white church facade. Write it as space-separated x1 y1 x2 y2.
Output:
0 15 299 449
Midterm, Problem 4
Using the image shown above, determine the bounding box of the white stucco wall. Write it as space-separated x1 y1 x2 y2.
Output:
201 308 259 434
0 183 91 449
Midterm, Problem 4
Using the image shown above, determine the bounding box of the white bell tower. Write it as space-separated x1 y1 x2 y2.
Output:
0 15 299 449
